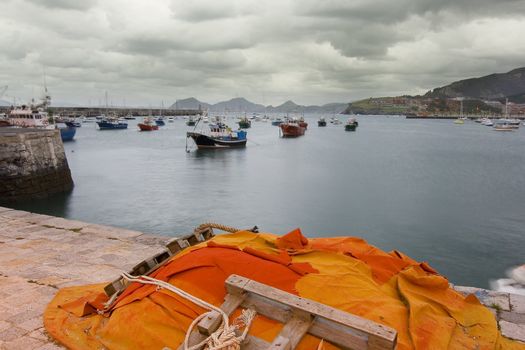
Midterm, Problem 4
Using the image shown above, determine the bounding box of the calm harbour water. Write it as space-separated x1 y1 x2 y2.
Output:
13 115 525 288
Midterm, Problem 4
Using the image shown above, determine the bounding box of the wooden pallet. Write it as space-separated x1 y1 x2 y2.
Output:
181 274 397 350
104 226 215 297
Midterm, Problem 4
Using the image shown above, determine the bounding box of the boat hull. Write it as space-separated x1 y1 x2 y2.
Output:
59 127 76 141
97 121 128 130
138 123 159 131
318 121 327 127
345 124 357 131
280 123 306 137
187 132 247 149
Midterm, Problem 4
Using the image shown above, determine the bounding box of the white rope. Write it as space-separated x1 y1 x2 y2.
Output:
120 273 256 350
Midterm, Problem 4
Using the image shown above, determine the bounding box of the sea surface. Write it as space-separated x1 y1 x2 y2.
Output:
12 115 525 289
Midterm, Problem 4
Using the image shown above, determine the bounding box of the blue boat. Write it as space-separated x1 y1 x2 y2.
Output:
57 124 76 142
271 118 283 126
97 119 128 130
155 118 165 126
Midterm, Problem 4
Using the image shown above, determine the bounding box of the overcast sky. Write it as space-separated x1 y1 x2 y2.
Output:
1 0 525 107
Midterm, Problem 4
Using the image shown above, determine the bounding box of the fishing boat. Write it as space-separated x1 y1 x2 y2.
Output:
238 116 251 129
97 117 128 130
65 120 81 128
271 117 283 126
56 123 76 141
493 121 514 131
344 117 358 131
155 117 165 126
318 117 327 127
186 116 196 126
7 105 50 128
187 122 247 149
330 117 342 125
138 117 159 131
298 117 308 130
279 119 306 137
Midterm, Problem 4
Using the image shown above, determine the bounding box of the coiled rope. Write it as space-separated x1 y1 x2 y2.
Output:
196 223 258 234
121 272 256 350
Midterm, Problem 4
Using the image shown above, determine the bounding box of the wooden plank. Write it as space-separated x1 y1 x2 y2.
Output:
268 313 312 350
177 289 248 350
197 294 245 335
268 335 291 350
225 275 397 350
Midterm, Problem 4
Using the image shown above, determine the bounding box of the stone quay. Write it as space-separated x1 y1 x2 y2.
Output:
0 128 73 203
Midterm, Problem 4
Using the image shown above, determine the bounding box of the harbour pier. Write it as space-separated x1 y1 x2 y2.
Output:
0 207 524 348
0 106 203 118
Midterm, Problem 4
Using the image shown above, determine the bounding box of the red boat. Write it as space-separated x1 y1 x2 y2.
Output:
298 117 308 130
138 118 159 131
279 120 306 137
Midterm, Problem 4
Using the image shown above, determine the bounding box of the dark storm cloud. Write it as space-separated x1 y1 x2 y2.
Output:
0 0 524 106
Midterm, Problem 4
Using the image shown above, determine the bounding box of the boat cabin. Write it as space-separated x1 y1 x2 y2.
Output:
8 105 48 127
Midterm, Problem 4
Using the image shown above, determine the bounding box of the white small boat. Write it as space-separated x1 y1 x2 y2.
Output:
168 117 174 122
493 121 514 131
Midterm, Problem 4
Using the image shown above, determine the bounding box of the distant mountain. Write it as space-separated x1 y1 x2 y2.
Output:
211 97 266 113
168 97 348 114
266 100 348 114
425 67 525 101
169 97 210 110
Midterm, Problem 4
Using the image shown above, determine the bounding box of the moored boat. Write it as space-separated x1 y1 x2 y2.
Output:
493 121 514 131
97 118 128 130
238 116 251 129
186 116 196 126
138 117 159 131
318 117 327 127
187 122 247 149
65 120 81 128
298 117 308 130
271 118 283 126
279 119 306 137
155 117 165 126
7 104 50 128
330 117 342 125
57 123 76 141
344 117 359 131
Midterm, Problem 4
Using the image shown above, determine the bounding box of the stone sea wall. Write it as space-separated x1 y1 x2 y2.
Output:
0 128 73 203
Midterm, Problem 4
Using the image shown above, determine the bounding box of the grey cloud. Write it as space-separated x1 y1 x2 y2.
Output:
24 0 98 11
1 0 525 106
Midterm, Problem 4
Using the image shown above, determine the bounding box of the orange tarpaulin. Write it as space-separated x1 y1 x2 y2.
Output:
44 229 524 349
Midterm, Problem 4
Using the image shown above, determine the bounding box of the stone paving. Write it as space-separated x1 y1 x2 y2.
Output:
0 207 169 349
0 206 524 349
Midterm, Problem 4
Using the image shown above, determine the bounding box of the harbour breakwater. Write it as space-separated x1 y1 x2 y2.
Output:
0 128 73 203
